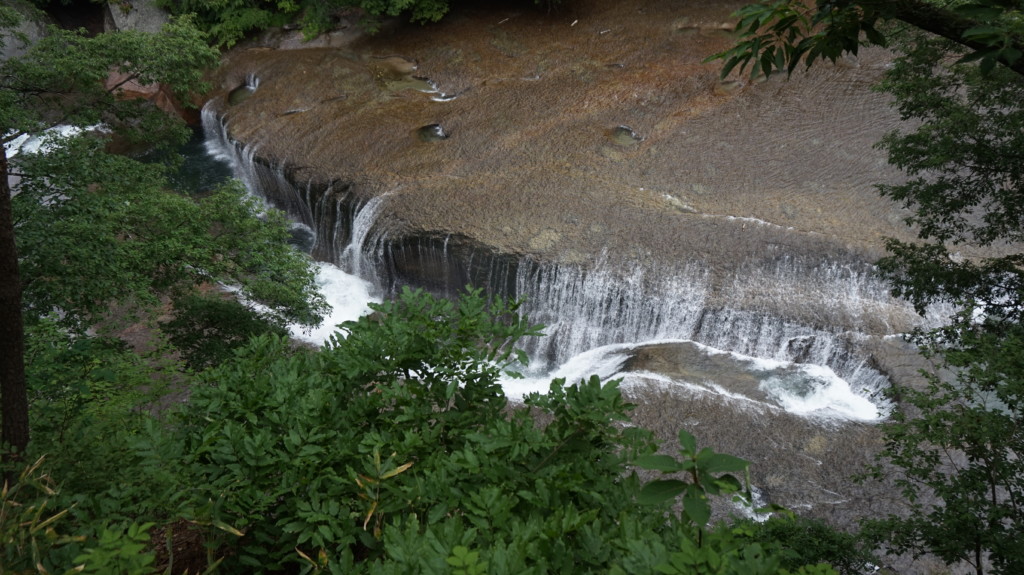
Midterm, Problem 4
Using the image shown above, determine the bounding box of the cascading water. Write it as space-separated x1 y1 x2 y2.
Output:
202 100 382 336
514 253 711 370
503 253 895 420
203 99 914 422
340 193 391 282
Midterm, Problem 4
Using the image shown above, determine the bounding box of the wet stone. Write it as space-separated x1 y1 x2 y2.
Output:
416 124 448 142
608 125 643 146
368 55 418 82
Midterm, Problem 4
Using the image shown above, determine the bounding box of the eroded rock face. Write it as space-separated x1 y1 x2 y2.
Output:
103 0 168 34
1 1 50 62
210 1 910 252
205 0 917 328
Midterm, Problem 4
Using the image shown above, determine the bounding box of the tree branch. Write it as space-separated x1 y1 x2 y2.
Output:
888 0 1024 76
105 72 142 95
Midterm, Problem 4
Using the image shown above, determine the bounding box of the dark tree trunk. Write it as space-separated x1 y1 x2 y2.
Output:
0 148 29 472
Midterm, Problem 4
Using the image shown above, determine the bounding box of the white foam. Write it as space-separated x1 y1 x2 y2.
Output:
4 125 104 157
758 365 882 421
289 261 379 344
649 340 884 421
623 369 775 412
501 342 633 400
502 337 886 422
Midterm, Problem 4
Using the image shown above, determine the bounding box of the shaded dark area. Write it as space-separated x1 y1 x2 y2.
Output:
39 0 105 35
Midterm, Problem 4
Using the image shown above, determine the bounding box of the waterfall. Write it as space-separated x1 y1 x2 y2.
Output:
202 105 917 420
511 254 894 406
341 193 390 281
204 102 363 268
514 254 710 370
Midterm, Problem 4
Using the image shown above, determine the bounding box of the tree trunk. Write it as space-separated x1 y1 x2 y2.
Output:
0 148 29 472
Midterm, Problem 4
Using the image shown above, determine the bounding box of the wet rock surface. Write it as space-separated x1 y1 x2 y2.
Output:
205 0 943 546
207 0 915 274
205 0 937 347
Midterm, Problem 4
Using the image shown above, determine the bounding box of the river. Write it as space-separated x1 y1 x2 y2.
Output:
192 0 942 538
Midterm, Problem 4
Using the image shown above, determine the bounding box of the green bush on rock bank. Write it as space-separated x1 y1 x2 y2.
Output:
5 287 854 574
157 0 560 46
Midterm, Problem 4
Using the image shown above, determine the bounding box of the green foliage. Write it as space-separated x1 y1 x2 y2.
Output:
1 16 218 144
708 0 1024 78
707 0 873 78
864 32 1024 575
160 0 561 46
0 10 327 567
649 535 778 575
12 142 327 334
0 457 84 574
156 0 301 47
1 0 221 463
24 317 154 445
0 286 835 573
4 9 324 357
0 457 161 574
70 522 158 575
715 3 1024 573
19 317 182 528
859 324 1024 575
749 516 877 575
0 5 21 38
875 31 1024 332
161 293 290 371
629 431 835 575
165 287 823 573
636 428 751 528
876 33 1024 249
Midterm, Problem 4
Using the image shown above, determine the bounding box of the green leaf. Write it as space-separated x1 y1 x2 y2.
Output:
955 5 1005 20
862 24 886 47
683 493 711 526
381 461 414 480
980 56 997 74
677 429 697 455
638 479 688 505
698 452 750 474
962 25 1001 42
711 474 744 494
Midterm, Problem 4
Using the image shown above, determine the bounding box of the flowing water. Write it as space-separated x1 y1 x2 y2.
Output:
189 0 948 537
201 102 914 423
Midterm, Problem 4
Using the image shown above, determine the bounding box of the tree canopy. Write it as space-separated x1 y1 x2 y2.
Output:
1 6 326 460
713 1 1024 573
711 0 1024 78
866 30 1024 575
5 287 855 574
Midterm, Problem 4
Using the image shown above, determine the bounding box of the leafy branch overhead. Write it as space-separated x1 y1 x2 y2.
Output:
709 0 1024 78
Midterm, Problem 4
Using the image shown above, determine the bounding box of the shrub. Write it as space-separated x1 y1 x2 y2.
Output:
159 0 562 46
161 293 289 371
750 515 878 575
168 287 835 573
